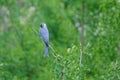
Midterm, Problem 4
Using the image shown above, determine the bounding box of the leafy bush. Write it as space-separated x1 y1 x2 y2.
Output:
0 0 120 80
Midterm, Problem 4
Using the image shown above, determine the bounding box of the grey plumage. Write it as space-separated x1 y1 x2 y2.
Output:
39 23 49 56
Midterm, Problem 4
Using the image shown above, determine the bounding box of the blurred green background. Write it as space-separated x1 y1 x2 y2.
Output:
0 0 120 80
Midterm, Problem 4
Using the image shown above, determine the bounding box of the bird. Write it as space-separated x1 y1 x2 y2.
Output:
39 23 49 56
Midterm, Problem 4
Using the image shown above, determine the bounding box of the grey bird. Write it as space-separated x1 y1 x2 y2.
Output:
39 23 49 56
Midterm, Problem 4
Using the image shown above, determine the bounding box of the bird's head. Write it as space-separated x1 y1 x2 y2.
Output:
40 23 46 28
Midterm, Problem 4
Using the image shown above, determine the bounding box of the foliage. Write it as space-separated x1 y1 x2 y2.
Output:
0 0 120 80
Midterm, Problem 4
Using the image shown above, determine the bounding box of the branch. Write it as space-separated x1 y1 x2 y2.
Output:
80 0 86 65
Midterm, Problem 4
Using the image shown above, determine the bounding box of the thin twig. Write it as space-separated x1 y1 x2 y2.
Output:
79 43 83 65
61 67 65 80
31 27 39 35
49 45 57 58
80 47 82 65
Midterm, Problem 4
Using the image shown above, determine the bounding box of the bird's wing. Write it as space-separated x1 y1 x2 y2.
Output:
39 28 49 43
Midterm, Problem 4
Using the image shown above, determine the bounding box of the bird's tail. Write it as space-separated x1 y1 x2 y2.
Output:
44 46 49 57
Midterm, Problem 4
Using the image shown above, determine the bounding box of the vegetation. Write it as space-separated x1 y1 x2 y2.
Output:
0 0 120 80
